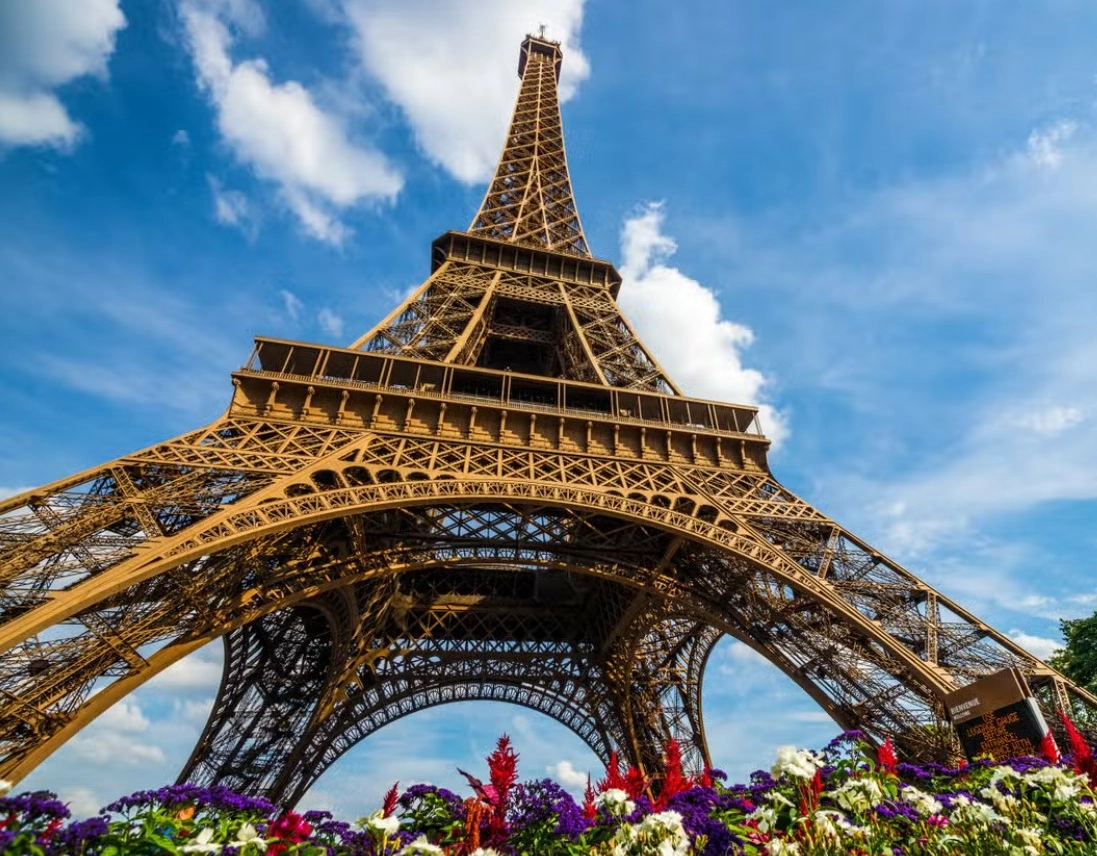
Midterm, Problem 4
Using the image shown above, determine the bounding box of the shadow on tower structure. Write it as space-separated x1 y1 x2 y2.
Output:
1 34 1094 804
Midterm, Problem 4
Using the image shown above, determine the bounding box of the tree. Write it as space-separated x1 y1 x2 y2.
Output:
1049 614 1097 697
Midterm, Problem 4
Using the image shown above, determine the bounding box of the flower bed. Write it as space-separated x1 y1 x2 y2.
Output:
4 731 1097 854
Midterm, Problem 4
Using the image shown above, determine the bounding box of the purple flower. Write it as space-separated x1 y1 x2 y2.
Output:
508 779 588 838
0 792 71 821
103 783 276 817
46 815 109 855
398 784 463 816
822 730 867 761
666 786 745 856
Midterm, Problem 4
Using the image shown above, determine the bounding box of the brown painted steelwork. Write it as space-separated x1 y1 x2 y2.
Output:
1 34 1094 802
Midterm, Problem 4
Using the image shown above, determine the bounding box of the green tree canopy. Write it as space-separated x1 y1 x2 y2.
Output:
1050 614 1097 697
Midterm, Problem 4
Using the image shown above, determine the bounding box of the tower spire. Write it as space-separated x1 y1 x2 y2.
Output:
469 34 590 257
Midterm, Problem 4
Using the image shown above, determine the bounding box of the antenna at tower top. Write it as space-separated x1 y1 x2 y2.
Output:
537 23 546 39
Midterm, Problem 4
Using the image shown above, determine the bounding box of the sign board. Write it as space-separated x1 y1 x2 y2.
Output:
943 668 1050 761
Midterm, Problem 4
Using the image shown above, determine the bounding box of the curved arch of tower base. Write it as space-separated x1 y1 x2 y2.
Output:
3 418 1095 793
180 562 724 805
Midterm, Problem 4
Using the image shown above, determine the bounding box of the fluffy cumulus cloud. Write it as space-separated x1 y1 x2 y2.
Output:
1008 630 1060 662
547 760 588 791
340 0 589 183
179 0 402 244
618 203 787 444
66 700 166 766
0 0 126 148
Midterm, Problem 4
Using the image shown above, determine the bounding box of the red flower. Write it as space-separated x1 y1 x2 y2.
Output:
877 736 898 775
38 817 63 843
623 764 649 801
487 734 519 802
598 750 628 793
382 781 400 818
1041 731 1061 765
653 739 690 810
1060 712 1097 787
480 734 519 842
268 810 312 854
596 748 648 799
582 775 597 821
799 768 825 815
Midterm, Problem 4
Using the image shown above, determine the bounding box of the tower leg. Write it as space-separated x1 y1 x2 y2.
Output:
179 604 338 798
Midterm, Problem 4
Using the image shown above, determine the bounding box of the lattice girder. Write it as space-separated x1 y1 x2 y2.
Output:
181 573 716 804
4 414 1093 785
350 250 677 392
468 37 588 257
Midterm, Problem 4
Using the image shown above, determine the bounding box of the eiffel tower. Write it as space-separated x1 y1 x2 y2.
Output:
1 35 1093 804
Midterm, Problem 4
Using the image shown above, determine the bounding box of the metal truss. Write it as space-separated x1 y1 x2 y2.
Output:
2 33 1095 800
468 37 589 256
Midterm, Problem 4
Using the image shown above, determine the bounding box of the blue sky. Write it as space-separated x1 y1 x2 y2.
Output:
4 0 1097 819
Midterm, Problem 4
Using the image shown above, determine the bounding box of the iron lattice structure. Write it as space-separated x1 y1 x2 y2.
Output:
1 36 1094 804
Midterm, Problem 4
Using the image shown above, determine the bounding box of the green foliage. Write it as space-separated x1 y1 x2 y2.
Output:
1050 614 1097 696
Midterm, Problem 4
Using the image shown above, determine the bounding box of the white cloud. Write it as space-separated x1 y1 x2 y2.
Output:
318 307 345 339
0 91 82 149
1014 405 1084 436
1028 121 1077 169
340 0 589 183
97 698 152 732
66 700 167 766
208 174 251 228
0 0 126 148
717 120 1097 561
617 203 787 444
195 0 267 37
65 787 106 818
179 2 402 244
547 760 588 790
154 649 223 691
1008 630 1061 661
280 289 304 322
172 129 191 148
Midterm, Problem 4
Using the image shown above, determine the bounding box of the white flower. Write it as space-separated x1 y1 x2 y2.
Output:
767 840 801 855
470 849 502 856
951 799 1002 827
979 786 1019 813
229 822 267 852
0 779 12 797
1053 781 1081 801
609 810 689 856
990 766 1022 786
637 810 685 833
812 810 853 839
765 790 795 808
900 785 943 816
747 805 778 834
595 788 636 816
1014 826 1043 851
771 746 823 780
400 835 445 855
359 810 401 836
834 778 884 814
180 828 221 854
